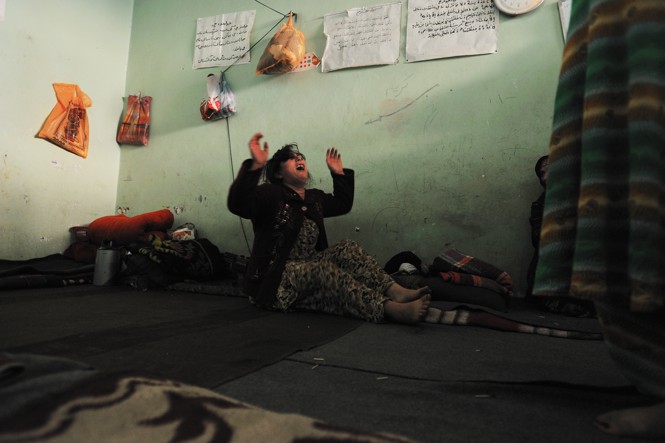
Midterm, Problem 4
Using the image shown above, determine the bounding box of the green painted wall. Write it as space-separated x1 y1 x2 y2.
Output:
120 0 563 296
0 0 134 259
1 0 564 297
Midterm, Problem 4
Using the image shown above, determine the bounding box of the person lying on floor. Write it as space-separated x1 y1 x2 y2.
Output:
227 132 431 324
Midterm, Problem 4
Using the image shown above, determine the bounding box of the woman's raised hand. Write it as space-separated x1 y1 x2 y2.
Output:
326 148 344 175
249 132 269 170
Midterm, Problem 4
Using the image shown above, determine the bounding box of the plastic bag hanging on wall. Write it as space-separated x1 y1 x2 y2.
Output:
256 12 305 75
37 83 92 158
200 72 236 121
117 94 152 146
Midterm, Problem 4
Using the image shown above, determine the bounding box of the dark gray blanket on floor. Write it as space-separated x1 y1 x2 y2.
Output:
0 254 94 289
0 285 655 443
0 285 361 389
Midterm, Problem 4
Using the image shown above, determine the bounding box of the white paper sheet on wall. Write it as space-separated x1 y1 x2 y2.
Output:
1 0 6 22
558 0 571 42
192 10 256 69
406 0 498 63
321 2 401 73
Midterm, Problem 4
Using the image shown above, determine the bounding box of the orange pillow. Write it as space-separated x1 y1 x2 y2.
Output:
87 209 174 245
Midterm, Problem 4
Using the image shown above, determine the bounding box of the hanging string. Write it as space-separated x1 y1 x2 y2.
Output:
221 15 286 74
221 1 294 254
254 0 292 18
221 0 295 75
225 116 252 254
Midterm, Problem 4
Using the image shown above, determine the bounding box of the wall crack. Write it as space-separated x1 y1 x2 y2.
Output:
365 83 439 125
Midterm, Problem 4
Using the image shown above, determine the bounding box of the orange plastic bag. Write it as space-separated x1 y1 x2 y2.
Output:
256 12 306 75
117 94 152 145
37 83 92 158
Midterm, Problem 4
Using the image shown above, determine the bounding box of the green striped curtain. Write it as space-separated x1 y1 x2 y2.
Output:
533 0 665 312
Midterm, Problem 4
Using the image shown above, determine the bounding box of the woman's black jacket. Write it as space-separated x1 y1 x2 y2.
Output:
227 159 354 307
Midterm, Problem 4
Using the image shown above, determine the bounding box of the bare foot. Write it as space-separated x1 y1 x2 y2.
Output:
384 294 431 324
386 284 432 303
594 402 665 439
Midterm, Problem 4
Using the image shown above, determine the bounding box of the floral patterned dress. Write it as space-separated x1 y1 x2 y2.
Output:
274 219 393 322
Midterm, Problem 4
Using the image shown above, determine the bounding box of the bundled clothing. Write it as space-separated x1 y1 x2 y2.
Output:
431 248 513 296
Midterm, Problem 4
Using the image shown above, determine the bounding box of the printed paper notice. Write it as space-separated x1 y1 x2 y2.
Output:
406 0 498 63
558 0 571 42
193 10 256 69
321 2 401 73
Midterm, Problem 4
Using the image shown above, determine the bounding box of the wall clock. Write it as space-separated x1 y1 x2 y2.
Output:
494 0 545 15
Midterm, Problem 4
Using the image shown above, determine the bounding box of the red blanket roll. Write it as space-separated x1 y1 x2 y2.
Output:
87 209 174 246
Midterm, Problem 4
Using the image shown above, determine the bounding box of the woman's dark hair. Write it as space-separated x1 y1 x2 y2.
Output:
265 143 308 184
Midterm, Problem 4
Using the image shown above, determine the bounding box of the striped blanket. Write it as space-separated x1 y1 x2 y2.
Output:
534 0 665 312
424 306 602 340
431 249 513 296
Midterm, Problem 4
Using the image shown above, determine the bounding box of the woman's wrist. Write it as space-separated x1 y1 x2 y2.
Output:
249 160 265 171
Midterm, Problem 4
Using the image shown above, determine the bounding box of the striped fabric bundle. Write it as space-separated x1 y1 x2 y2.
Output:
432 249 513 295
533 0 665 313
437 271 510 296
424 307 602 340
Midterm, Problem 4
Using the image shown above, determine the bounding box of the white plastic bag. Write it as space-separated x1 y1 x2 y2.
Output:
200 72 236 120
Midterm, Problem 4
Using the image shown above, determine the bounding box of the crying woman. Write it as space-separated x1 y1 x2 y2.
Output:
227 132 432 325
